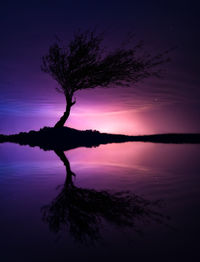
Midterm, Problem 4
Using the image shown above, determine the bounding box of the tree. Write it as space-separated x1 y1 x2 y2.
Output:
41 150 166 243
41 30 169 128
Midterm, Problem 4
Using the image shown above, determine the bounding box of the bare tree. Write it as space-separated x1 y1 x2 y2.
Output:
41 30 169 128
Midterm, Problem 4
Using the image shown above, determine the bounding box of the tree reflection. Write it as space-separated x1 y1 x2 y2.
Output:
41 150 167 243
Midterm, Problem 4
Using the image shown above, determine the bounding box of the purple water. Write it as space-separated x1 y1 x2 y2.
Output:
0 142 200 261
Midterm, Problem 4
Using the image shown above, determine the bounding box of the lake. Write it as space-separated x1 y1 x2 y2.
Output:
0 141 200 262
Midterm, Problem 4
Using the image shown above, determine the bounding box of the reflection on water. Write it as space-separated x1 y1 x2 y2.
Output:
42 150 166 243
0 142 200 261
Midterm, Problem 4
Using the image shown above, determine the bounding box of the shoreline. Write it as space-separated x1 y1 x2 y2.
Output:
0 126 200 151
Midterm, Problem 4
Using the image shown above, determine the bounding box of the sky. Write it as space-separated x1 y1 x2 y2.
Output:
0 0 200 135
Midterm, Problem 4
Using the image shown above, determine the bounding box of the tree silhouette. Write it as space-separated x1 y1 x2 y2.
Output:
41 30 169 128
41 150 168 243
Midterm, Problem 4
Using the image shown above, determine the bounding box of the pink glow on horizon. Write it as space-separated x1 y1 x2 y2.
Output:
52 102 154 135
66 110 149 135
2 83 199 135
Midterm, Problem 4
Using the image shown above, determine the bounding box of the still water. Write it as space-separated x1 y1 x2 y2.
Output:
0 141 200 262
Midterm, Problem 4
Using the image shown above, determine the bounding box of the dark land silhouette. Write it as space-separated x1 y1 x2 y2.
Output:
41 29 170 128
41 150 168 243
0 127 200 152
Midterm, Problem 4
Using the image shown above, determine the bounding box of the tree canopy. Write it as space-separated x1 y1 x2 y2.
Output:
41 30 169 128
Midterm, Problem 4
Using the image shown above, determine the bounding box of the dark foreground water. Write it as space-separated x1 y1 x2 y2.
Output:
0 141 200 262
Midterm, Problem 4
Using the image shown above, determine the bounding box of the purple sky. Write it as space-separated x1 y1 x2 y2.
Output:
0 0 200 135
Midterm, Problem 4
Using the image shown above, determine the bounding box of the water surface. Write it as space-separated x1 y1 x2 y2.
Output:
0 142 200 261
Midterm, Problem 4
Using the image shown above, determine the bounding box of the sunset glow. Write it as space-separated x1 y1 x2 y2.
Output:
0 1 200 261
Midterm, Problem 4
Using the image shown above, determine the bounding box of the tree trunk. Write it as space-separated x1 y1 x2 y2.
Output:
54 150 75 187
54 98 75 128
